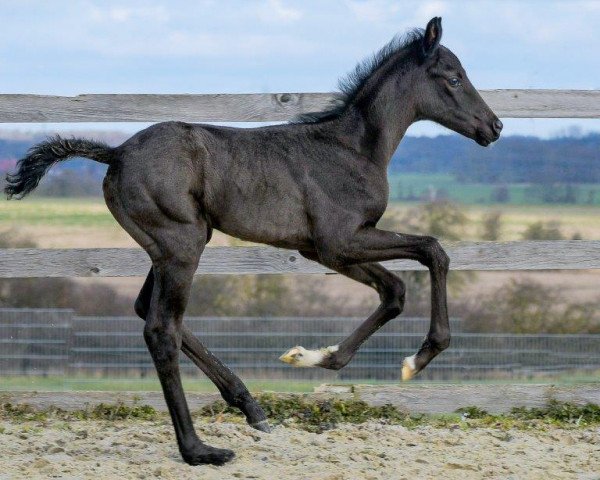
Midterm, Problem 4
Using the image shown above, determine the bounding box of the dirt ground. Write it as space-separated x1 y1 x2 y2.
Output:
0 419 598 480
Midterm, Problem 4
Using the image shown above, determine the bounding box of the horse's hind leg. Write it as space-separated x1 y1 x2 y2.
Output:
146 243 235 465
135 268 270 432
105 188 234 464
280 251 405 370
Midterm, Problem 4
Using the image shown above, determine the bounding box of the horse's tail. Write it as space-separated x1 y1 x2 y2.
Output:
4 135 114 199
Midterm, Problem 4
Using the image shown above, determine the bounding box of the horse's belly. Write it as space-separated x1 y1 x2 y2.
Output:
210 202 313 250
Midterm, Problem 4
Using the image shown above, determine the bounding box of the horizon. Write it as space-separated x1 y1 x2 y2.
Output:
0 123 598 144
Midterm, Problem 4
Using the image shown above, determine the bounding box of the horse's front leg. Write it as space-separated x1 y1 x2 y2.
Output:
280 253 405 370
312 227 450 380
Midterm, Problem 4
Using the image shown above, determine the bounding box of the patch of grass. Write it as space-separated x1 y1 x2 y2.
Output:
0 401 159 422
4 197 600 246
2 397 599 432
0 403 50 422
72 402 159 421
455 405 489 419
455 400 600 429
199 394 413 432
0 197 116 227
201 396 600 432
510 400 600 425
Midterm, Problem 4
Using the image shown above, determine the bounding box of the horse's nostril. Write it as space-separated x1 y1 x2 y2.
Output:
493 119 503 134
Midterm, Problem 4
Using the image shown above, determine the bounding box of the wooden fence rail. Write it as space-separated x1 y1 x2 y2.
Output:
0 90 599 123
1 241 599 277
1 89 599 276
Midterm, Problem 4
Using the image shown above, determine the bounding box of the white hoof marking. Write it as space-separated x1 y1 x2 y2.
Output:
279 345 338 367
401 354 417 381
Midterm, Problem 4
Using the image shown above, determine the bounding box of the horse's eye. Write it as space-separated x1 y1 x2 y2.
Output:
448 77 461 87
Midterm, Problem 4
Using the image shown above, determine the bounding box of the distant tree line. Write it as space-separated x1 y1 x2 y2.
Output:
392 133 600 184
1 133 600 198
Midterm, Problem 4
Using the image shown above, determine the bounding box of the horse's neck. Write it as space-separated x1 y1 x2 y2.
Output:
338 73 416 166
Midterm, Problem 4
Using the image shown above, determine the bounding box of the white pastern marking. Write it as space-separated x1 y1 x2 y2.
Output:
404 354 416 371
401 353 417 381
279 345 338 367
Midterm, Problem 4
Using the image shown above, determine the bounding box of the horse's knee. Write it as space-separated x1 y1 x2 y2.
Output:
381 276 406 315
393 276 406 307
422 237 450 272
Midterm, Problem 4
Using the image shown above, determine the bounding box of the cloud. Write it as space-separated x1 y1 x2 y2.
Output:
89 5 170 24
416 1 448 21
256 0 303 24
1 1 599 96
462 1 599 45
345 0 447 25
83 30 316 58
346 0 401 23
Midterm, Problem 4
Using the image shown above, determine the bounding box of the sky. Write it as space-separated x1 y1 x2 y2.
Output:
0 0 599 138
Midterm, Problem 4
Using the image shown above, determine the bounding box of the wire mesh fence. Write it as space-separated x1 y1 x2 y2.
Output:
1 308 599 386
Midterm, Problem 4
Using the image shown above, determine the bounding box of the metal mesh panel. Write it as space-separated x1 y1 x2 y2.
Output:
1 309 599 384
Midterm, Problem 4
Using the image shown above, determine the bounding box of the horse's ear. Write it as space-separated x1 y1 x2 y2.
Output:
422 17 442 58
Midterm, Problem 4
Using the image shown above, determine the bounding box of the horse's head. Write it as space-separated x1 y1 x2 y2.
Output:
413 17 502 146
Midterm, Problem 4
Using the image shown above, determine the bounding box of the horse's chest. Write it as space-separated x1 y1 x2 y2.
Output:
335 170 389 220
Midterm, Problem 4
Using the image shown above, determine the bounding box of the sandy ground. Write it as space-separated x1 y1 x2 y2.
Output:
0 419 598 480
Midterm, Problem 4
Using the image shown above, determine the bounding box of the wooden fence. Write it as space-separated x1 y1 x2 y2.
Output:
0 89 599 276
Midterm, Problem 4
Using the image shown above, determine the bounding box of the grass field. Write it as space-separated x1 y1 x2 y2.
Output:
0 197 114 227
3 196 600 248
382 202 600 241
389 173 600 206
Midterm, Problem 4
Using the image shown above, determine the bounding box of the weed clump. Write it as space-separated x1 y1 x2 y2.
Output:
73 402 159 421
455 400 600 428
0 403 50 421
0 401 159 422
200 394 413 432
2 397 599 431
455 406 489 419
510 400 600 425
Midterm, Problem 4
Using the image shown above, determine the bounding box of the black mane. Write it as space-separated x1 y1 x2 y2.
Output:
295 29 424 124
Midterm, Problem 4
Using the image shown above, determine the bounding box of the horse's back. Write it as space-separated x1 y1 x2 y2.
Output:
105 121 314 249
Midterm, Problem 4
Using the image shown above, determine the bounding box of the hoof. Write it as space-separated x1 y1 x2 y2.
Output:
240 400 270 433
278 345 338 367
401 354 417 381
181 444 235 466
249 419 272 433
